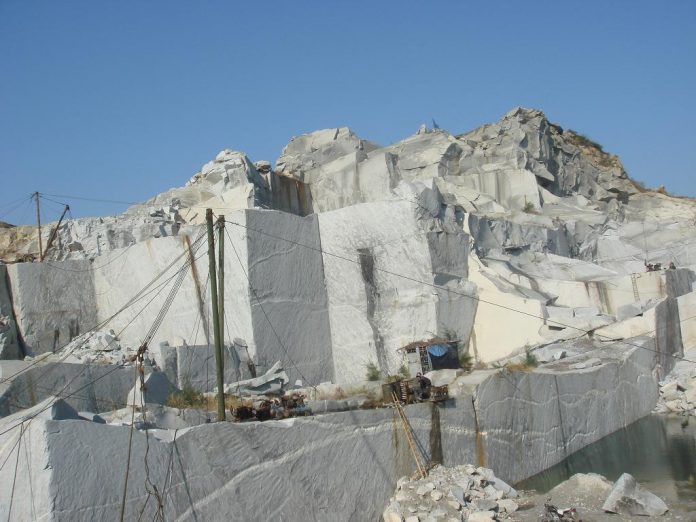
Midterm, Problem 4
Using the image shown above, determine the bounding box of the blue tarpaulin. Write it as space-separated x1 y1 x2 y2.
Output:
427 344 449 357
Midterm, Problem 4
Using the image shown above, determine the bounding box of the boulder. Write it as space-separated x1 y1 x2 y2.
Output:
382 508 403 522
660 380 681 401
489 477 518 498
602 473 668 516
467 511 495 522
497 498 518 513
471 498 498 511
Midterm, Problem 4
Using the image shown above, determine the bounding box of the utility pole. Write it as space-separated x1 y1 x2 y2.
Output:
33 192 43 260
217 214 226 410
206 209 226 421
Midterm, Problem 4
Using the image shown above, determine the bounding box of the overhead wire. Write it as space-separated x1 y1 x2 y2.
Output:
41 193 138 206
124 240 207 522
0 196 34 226
0 195 33 221
0 241 208 451
223 217 696 365
119 363 139 522
0 241 207 450
6 421 23 522
0 231 207 387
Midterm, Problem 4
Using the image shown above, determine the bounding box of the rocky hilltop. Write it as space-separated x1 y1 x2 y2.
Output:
0 108 695 521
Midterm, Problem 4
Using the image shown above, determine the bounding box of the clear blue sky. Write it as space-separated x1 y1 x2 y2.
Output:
1 1 695 223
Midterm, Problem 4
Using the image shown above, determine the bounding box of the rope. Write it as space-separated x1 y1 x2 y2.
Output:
40 193 138 206
119 364 139 522
0 231 206 387
6 422 24 522
0 245 208 439
0 195 33 221
391 391 427 478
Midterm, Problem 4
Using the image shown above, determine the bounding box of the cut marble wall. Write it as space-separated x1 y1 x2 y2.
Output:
244 210 334 385
7 261 96 355
0 361 135 416
0 266 20 359
317 200 472 381
0 337 662 522
677 290 696 350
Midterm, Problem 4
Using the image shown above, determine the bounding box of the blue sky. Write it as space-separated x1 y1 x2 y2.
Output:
1 1 695 222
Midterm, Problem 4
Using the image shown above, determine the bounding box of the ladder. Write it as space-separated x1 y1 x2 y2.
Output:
630 273 640 302
391 391 427 478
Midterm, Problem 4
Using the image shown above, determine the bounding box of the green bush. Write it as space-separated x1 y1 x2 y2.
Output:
398 364 410 378
366 361 381 381
459 351 474 371
523 201 535 213
524 349 538 368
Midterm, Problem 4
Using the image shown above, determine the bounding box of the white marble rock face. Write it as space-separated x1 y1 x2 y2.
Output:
1 106 695 379
1 106 695 521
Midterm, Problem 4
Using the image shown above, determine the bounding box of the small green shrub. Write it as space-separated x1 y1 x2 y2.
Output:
525 349 538 368
523 201 535 213
459 351 474 371
366 361 381 381
398 364 410 378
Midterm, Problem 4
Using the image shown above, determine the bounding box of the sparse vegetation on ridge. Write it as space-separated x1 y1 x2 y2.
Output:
565 129 605 153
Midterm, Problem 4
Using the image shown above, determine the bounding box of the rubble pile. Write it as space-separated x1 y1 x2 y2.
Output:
382 465 520 522
655 347 696 416
60 329 136 365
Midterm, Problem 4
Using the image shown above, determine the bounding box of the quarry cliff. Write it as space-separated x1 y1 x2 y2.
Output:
0 107 694 521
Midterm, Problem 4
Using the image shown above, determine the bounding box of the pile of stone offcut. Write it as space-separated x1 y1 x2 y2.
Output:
655 348 696 416
383 464 519 522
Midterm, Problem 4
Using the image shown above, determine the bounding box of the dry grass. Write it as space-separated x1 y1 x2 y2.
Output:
167 385 244 411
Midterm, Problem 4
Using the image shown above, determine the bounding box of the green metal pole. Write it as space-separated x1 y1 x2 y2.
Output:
217 215 226 411
206 209 226 421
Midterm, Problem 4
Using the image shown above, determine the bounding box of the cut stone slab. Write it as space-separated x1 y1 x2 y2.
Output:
489 477 518 498
223 360 289 395
602 472 668 516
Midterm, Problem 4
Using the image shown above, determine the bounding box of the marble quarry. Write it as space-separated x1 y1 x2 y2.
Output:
0 107 695 520
0 337 671 520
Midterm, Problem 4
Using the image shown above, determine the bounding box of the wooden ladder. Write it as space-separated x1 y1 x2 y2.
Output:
391 391 427 479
